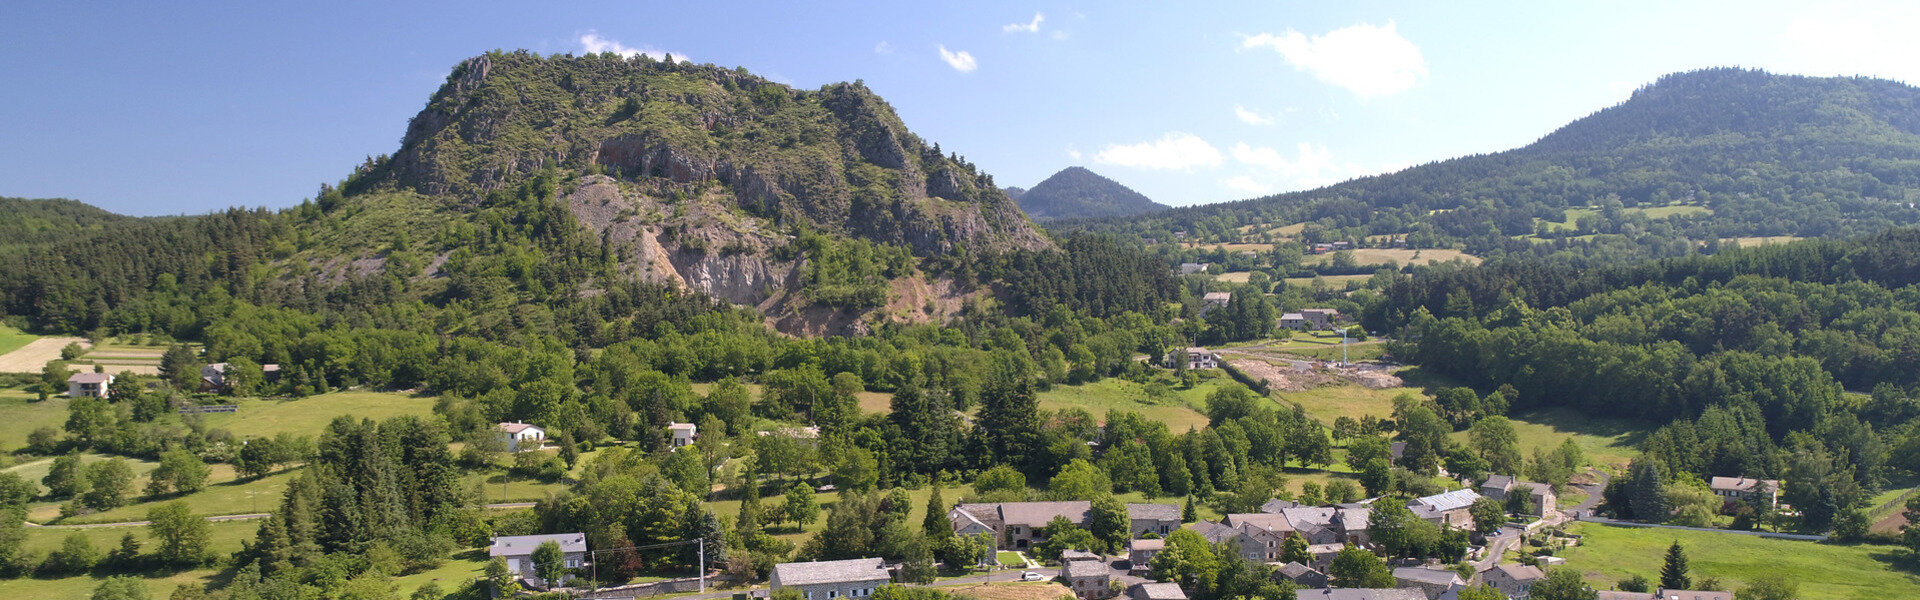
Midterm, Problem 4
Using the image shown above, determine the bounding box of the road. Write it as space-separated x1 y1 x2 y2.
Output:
26 502 542 529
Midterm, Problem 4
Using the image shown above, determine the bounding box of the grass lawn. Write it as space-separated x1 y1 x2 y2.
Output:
1278 383 1416 425
1302 248 1480 267
996 551 1025 566
939 581 1074 600
0 324 37 356
1559 522 1919 599
1544 205 1712 232
1214 272 1252 284
57 466 299 524
198 390 436 438
1 518 260 599
462 469 572 504
1282 274 1372 289
0 387 70 451
1035 378 1214 432
1476 407 1652 471
392 548 489 598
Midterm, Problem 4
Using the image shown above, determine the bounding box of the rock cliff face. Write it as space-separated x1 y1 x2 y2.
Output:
379 50 1049 258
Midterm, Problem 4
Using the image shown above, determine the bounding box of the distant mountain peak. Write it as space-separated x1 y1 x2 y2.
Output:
1016 166 1168 220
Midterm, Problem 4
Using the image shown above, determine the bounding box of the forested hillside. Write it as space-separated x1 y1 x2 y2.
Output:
1014 167 1168 220
1056 69 1920 266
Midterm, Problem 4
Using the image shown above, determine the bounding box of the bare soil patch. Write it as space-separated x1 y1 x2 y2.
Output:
0 337 88 373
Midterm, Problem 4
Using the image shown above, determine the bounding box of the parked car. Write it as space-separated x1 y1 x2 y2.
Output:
1021 571 1044 581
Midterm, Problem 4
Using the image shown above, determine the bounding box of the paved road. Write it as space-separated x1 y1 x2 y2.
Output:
28 501 541 529
1566 470 1609 517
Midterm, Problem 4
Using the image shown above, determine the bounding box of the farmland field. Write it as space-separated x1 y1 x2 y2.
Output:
1301 248 1480 267
198 390 436 438
1558 522 1918 599
0 324 37 356
1034 376 1218 432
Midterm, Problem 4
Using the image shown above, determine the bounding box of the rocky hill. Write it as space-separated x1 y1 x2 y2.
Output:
1015 166 1167 220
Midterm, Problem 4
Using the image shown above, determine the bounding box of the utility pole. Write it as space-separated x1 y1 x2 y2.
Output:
1341 327 1349 366
698 537 706 593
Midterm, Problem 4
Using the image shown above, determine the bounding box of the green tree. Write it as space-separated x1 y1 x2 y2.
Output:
46 531 100 574
1902 495 1920 559
148 501 210 566
1469 497 1507 536
486 557 520 596
0 508 27 574
1047 459 1112 501
91 576 152 600
1088 495 1130 554
146 450 212 498
1457 584 1506 600
1033 515 1100 563
1659 541 1689 591
1182 495 1198 523
159 345 202 391
82 458 135 511
1618 574 1651 593
1281 533 1310 565
531 540 566 586
1328 545 1394 588
65 394 116 445
899 534 936 584
221 357 264 397
1734 574 1798 600
924 483 951 539
1628 458 1670 522
1368 499 1420 557
785 482 820 528
1467 416 1523 475
1530 567 1598 600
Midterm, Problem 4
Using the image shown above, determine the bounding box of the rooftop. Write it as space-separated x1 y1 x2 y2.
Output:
489 533 586 557
498 422 541 434
1708 477 1778 493
1392 566 1465 586
1063 560 1109 579
1295 588 1425 600
1128 503 1181 521
997 501 1093 527
1411 489 1481 513
773 558 890 586
1484 563 1546 581
1131 538 1165 551
1133 583 1187 600
1224 513 1293 532
68 372 112 384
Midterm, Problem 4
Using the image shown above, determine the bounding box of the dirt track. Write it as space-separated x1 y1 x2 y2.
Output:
0 337 88 373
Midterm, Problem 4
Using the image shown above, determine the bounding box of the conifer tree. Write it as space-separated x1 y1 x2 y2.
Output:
924 483 951 539
1660 541 1690 591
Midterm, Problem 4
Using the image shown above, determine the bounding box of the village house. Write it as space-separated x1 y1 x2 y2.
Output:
1195 515 1292 562
1179 262 1210 275
1708 477 1780 509
1596 590 1733 600
1392 566 1466 600
199 362 280 392
1279 313 1309 330
1480 563 1547 599
1168 347 1219 370
951 501 1179 550
1480 475 1558 516
1408 489 1480 528
1293 589 1425 600
1275 562 1328 588
1300 309 1342 330
1128 538 1163 572
498 421 546 452
1201 292 1232 315
1064 559 1114 599
489 533 587 589
771 557 891 600
66 372 113 398
1130 582 1187 600
668 421 698 448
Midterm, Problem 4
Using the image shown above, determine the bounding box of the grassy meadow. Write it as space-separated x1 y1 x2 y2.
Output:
1558 522 1919 600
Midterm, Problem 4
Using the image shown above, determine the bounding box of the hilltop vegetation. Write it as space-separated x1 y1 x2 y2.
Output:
1014 167 1168 220
1058 68 1920 267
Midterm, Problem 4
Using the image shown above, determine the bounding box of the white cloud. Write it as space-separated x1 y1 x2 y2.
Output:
579 31 686 63
938 45 978 73
874 41 895 54
1004 13 1045 33
1227 142 1374 193
1094 132 1223 171
1771 2 1920 84
1066 145 1083 161
1234 105 1276 126
1243 21 1427 97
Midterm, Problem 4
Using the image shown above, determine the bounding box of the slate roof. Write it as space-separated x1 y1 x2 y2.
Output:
1335 506 1370 531
1708 477 1777 493
1486 563 1545 582
1203 292 1231 302
1281 507 1336 528
998 501 1093 528
1393 566 1465 586
1132 583 1187 600
1411 489 1481 512
773 558 890 586
1063 560 1110 579
1128 503 1181 521
489 533 586 557
1277 562 1320 579
1260 498 1302 513
1223 513 1294 532
1482 475 1516 491
68 372 113 384
1131 538 1165 551
499 422 541 434
1294 589 1426 600
1062 549 1102 562
1188 520 1239 543
668 422 697 432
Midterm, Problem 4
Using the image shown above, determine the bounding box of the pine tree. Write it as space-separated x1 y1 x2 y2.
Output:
253 514 294 574
1659 541 1690 591
924 482 952 539
1183 496 1198 523
735 480 763 546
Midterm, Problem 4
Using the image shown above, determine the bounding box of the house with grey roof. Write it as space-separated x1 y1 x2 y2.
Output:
1063 559 1114 599
1129 503 1181 538
67 372 113 398
1275 561 1328 588
1260 498 1302 513
1708 477 1780 509
498 421 546 452
1279 507 1341 544
1480 475 1557 516
489 533 587 589
1480 563 1546 599
1195 517 1291 563
668 421 697 448
1201 292 1233 315
1408 490 1481 528
1129 538 1164 572
1294 588 1426 600
952 501 1178 550
771 557 891 600
1130 582 1187 600
1392 566 1466 600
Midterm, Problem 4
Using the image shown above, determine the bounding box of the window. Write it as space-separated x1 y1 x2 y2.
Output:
804 593 813 600
566 559 580 568
828 591 838 599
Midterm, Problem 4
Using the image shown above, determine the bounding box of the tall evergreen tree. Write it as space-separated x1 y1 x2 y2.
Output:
923 483 951 539
1660 541 1690 591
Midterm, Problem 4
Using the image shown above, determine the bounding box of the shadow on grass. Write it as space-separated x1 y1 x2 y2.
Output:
1866 548 1920 576
1507 406 1654 449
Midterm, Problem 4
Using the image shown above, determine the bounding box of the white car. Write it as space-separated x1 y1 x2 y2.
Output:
1021 571 1044 581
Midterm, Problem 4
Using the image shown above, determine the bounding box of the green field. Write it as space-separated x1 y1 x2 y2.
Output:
1035 377 1218 432
1446 407 1650 472
0 324 37 356
1559 523 1919 599
198 390 436 438
0 387 71 451
0 518 260 600
54 466 298 524
1543 205 1712 232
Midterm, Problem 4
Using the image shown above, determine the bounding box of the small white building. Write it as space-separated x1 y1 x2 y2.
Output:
1166 347 1218 370
668 422 698 448
1201 292 1232 315
66 372 113 398
499 422 546 452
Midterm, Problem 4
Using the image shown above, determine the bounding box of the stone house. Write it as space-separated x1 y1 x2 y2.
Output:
1391 566 1465 600
66 372 113 398
951 501 1178 550
1275 561 1328 588
1300 309 1341 330
1129 503 1181 538
1063 559 1114 599
1279 313 1309 330
771 557 891 600
1201 292 1232 315
1408 490 1480 528
1196 516 1292 562
1293 589 1425 600
1480 475 1558 516
498 422 546 452
1596 591 1733 600
1130 582 1186 600
1480 563 1546 599
1128 538 1163 572
489 533 587 590
1708 477 1780 509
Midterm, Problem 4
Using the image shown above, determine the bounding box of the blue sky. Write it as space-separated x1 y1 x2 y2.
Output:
4 0 1918 215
